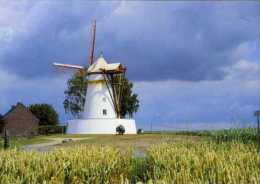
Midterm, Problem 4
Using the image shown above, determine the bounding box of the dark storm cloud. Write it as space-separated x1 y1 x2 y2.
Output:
1 1 260 81
98 2 260 81
1 1 120 78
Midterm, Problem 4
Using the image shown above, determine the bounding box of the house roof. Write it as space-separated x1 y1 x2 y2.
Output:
1 102 39 122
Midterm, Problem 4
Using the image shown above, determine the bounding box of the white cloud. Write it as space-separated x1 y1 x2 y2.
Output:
224 59 259 80
133 72 260 129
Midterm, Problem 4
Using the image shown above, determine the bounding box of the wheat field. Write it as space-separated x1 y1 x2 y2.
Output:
0 140 260 183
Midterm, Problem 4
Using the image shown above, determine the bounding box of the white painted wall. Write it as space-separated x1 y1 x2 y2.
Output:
82 74 116 119
67 119 137 134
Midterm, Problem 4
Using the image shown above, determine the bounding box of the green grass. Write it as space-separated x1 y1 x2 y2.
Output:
1 127 258 150
0 127 259 149
209 128 258 143
47 133 91 138
56 134 205 152
0 136 52 149
146 128 259 144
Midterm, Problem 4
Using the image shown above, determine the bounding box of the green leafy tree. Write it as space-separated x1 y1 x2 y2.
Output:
118 77 139 118
64 73 87 118
64 73 139 118
29 104 59 126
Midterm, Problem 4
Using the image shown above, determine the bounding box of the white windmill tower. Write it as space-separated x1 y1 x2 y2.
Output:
53 21 136 134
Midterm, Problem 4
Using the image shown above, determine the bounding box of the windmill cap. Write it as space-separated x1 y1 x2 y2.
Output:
87 56 125 74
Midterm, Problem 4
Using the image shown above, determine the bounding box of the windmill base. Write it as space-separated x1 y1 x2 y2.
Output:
66 118 137 134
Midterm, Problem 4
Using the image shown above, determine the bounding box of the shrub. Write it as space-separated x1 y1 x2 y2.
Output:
38 125 67 135
116 125 125 135
137 129 144 134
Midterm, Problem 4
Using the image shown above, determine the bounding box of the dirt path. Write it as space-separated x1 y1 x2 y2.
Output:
22 138 89 152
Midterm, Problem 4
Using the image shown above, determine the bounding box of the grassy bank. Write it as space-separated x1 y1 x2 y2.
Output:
1 128 258 150
146 127 259 143
0 141 260 183
57 134 204 151
0 136 52 149
1 133 205 151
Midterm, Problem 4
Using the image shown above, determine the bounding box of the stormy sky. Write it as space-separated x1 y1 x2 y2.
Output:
0 1 259 130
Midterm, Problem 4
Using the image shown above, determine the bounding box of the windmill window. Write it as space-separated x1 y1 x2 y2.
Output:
102 97 106 102
103 109 107 116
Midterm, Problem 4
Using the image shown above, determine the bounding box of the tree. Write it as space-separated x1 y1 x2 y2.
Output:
64 73 139 118
119 77 139 118
29 104 59 126
64 73 87 118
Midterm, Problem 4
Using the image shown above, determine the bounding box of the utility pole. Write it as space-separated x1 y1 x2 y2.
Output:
3 128 10 149
255 110 260 131
254 110 260 145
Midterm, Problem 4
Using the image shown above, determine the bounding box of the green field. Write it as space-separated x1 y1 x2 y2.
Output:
0 136 52 148
56 133 205 151
1 132 205 151
0 129 260 183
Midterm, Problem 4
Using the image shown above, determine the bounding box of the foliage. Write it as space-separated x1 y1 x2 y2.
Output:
63 73 139 118
209 128 258 144
38 125 66 135
189 128 258 144
137 129 144 134
118 76 139 118
116 125 125 135
1 142 260 183
137 128 144 134
29 104 59 126
146 128 259 144
64 73 87 118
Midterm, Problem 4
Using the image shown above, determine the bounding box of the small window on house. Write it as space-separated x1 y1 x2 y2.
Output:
103 109 107 116
102 97 106 102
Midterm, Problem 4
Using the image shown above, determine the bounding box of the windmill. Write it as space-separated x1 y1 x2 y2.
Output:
53 20 136 134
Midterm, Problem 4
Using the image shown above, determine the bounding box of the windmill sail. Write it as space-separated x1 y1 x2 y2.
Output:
88 20 96 66
53 62 84 70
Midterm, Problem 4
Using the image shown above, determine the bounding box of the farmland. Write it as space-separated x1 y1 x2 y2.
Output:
0 129 260 183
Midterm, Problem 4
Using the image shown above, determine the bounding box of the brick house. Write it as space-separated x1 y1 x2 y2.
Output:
0 102 39 137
